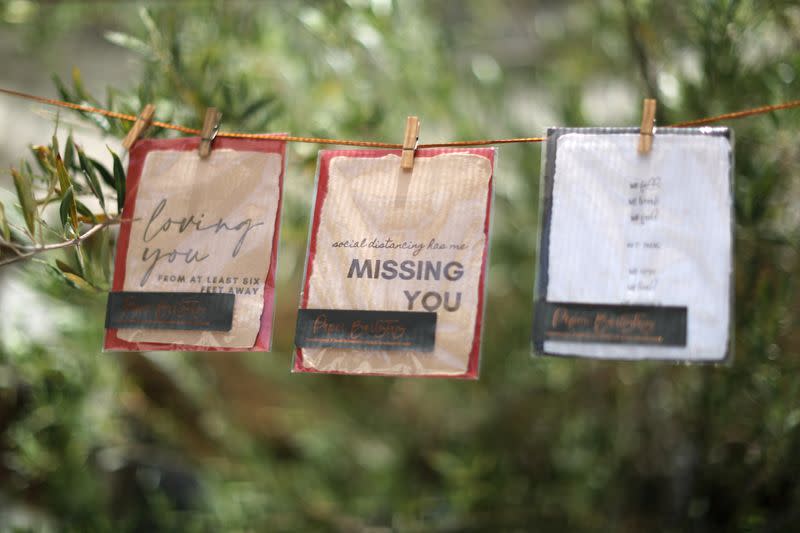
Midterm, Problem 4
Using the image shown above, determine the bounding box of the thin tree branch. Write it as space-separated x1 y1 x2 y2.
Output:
622 0 660 101
1 241 26 257
0 218 119 268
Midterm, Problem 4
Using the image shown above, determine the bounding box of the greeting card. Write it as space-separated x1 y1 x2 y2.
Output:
532 128 733 361
104 137 285 351
294 148 495 377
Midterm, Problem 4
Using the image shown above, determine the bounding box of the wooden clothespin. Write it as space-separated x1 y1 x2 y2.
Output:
122 103 156 151
199 107 222 158
637 98 657 155
401 116 420 170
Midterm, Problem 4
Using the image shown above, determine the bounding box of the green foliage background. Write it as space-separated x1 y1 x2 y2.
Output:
1 1 799 531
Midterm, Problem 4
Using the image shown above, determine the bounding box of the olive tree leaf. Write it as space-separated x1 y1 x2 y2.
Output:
58 190 70 227
51 74 73 103
51 132 60 160
55 156 79 234
75 200 97 224
90 158 115 189
78 150 106 211
55 259 81 277
0 202 10 242
82 230 111 286
109 148 126 212
71 66 98 106
62 272 98 291
55 155 72 193
40 260 97 291
105 31 153 57
59 186 79 234
64 133 77 170
11 167 37 235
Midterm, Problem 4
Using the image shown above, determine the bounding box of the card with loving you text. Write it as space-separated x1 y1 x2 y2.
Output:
104 136 285 351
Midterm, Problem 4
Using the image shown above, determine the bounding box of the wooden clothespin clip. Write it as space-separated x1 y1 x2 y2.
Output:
199 107 222 158
637 98 657 155
122 103 156 151
401 116 420 170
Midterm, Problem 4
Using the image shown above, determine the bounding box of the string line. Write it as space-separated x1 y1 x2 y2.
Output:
1 86 799 148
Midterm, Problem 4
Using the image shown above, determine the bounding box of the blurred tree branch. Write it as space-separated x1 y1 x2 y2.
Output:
621 0 660 101
0 217 118 268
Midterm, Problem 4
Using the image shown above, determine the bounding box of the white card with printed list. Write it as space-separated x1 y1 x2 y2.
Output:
534 128 733 361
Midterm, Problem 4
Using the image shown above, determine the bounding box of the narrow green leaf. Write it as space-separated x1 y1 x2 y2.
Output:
23 161 37 183
90 158 115 189
55 155 72 193
78 150 105 210
59 186 76 231
109 148 126 212
67 186 79 233
51 74 73 103
71 66 95 105
0 202 10 241
40 260 69 283
75 242 88 277
139 7 160 43
63 271 97 291
41 260 97 291
56 259 81 276
104 31 152 57
59 192 68 227
51 132 60 160
11 167 37 235
105 89 125 136
82 230 111 286
98 231 111 284
75 200 97 223
64 133 76 169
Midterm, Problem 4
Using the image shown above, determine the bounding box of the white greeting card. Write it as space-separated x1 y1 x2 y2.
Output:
533 128 733 361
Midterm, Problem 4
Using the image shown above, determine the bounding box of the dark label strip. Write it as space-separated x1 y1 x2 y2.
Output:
106 292 234 331
295 309 436 351
534 301 687 346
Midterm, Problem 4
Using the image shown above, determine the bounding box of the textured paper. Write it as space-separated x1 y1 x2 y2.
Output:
537 130 732 360
108 139 283 350
295 149 494 377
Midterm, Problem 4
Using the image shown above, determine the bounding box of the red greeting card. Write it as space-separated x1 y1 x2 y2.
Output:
104 137 285 352
294 148 495 378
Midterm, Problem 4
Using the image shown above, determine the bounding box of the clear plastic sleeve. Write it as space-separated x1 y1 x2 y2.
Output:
293 147 495 378
531 127 734 362
104 136 286 352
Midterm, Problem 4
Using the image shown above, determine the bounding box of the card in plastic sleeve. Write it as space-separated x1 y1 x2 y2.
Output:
294 148 495 378
104 136 286 352
532 127 734 361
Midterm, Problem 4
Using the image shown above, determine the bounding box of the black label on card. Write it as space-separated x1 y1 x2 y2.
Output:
534 302 687 346
106 292 234 331
295 309 436 351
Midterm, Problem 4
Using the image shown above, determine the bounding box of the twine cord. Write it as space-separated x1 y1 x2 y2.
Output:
2 86 798 148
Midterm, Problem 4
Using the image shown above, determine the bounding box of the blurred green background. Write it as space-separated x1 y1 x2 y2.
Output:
0 1 799 531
